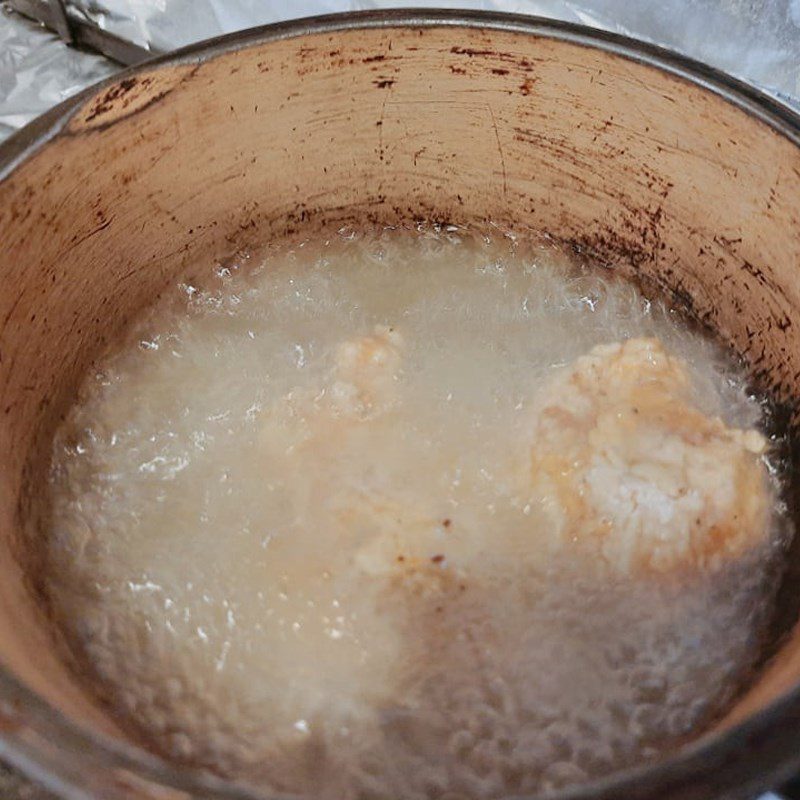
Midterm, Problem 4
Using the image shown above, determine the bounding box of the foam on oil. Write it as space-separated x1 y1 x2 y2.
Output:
46 227 789 798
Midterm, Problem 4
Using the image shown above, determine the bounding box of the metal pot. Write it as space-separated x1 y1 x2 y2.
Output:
2 9 800 800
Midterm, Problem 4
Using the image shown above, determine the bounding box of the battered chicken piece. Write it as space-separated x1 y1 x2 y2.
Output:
259 324 403 454
262 324 475 596
259 325 456 580
345 491 469 598
330 324 404 418
239 327 416 758
528 338 771 574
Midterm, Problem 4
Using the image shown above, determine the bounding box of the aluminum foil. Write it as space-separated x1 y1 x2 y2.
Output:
0 4 115 141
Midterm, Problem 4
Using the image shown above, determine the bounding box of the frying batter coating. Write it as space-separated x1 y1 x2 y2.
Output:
527 338 770 574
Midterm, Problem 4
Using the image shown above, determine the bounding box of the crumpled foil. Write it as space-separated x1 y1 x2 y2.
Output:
2 0 800 144
0 4 115 141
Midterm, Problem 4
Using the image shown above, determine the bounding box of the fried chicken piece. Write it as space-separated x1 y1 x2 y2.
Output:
259 324 457 592
259 324 403 453
528 338 771 574
345 492 460 597
330 324 404 418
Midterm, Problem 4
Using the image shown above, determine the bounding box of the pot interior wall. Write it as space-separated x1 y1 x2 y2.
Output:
1 19 800 757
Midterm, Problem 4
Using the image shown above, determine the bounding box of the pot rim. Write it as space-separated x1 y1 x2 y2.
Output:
2 8 800 800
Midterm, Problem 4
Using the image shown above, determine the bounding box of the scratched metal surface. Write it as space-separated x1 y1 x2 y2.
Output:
2 0 800 144
63 0 800 102
0 762 56 799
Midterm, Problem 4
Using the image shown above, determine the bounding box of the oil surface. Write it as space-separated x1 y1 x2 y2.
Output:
46 228 789 798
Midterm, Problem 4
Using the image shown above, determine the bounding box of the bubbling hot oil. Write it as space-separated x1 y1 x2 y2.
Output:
46 227 789 798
